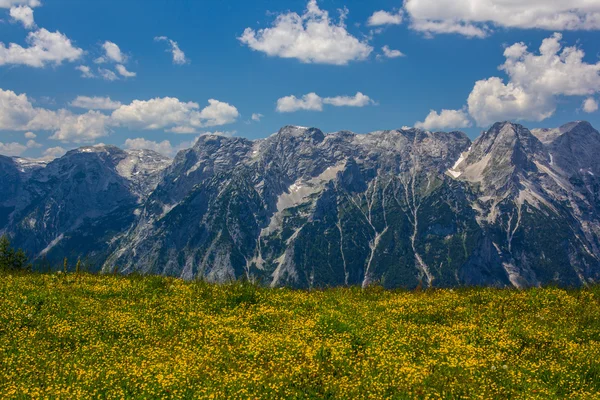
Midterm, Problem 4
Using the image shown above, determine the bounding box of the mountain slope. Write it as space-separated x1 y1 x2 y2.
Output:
0 146 171 268
2 122 599 288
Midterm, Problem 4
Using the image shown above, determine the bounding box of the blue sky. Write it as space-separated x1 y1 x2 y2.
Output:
1 0 600 158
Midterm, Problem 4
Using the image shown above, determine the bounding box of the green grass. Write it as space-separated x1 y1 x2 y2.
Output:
1 271 600 399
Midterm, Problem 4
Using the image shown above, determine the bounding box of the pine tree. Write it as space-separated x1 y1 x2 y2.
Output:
0 235 30 272
63 258 68 273
76 259 82 274
0 235 13 271
13 249 28 271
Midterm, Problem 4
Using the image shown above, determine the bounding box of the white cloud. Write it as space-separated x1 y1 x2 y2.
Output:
70 96 122 110
115 64 136 78
9 5 34 29
124 138 175 156
0 88 240 143
47 110 111 142
0 0 39 8
76 65 95 78
168 126 198 134
409 19 488 38
500 33 600 97
199 130 237 137
583 98 599 113
101 41 125 63
93 43 134 77
381 45 404 58
239 0 372 65
467 33 600 126
276 93 323 112
323 92 374 107
251 113 263 122
0 88 39 130
26 139 41 148
277 92 375 112
367 10 403 26
111 97 239 131
41 146 66 160
403 0 600 38
98 68 118 81
0 88 111 143
415 109 471 130
0 135 40 156
154 36 188 65
0 142 27 156
126 134 235 156
468 78 556 127
24 131 35 138
111 97 192 130
197 99 240 127
0 28 84 67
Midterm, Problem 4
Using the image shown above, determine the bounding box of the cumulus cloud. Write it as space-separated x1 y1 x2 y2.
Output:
41 146 67 160
410 19 488 38
239 0 372 65
403 0 600 38
24 131 36 138
101 41 125 63
415 109 471 130
46 110 111 142
76 65 95 78
0 135 41 156
381 45 404 58
124 138 175 156
0 88 40 131
583 98 599 114
26 138 41 148
467 33 600 125
98 68 118 81
467 78 554 126
323 92 374 107
154 36 188 65
0 142 27 156
500 33 600 97
9 5 35 28
0 28 84 67
0 88 240 143
198 99 241 127
89 42 135 78
0 0 40 8
70 96 122 110
276 92 375 112
111 97 239 132
168 126 198 134
251 113 263 122
115 64 136 78
276 93 324 113
367 10 403 26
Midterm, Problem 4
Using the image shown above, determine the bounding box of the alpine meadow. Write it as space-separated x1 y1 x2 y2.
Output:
2 0 600 398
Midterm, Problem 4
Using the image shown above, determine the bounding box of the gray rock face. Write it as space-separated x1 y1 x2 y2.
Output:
0 146 171 268
2 122 599 288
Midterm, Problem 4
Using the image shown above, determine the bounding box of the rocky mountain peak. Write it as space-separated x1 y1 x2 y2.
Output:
542 120 600 177
2 121 599 290
450 122 545 194
275 125 325 143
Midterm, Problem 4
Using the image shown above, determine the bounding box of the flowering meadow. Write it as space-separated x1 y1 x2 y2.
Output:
1 272 600 399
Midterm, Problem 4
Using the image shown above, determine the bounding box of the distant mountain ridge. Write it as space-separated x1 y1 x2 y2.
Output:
1 121 599 289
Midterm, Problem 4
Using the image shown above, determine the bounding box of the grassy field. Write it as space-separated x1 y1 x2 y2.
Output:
1 272 600 399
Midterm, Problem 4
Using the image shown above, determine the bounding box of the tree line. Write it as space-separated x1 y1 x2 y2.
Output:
0 235 99 274
0 235 30 272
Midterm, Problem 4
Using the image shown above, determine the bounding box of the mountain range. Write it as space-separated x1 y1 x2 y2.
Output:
1 121 599 289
